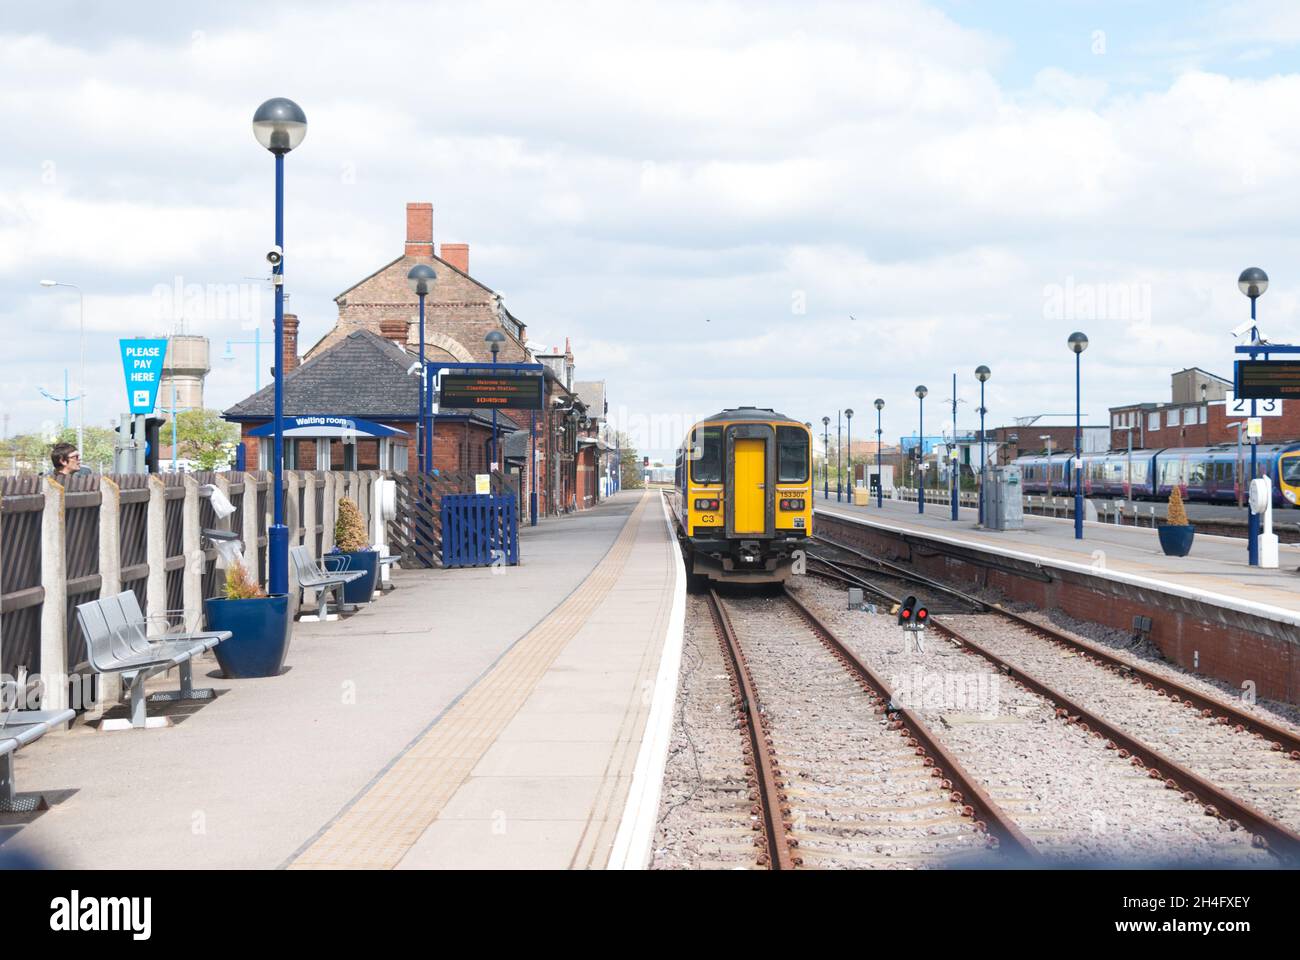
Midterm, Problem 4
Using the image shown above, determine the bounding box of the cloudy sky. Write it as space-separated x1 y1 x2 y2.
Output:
4 0 1300 459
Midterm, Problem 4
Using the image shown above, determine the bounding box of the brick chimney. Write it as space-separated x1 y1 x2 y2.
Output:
441 243 469 274
405 202 434 257
282 313 300 375
563 336 574 390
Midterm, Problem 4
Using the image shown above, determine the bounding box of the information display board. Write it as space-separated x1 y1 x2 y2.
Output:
439 373 543 409
1234 360 1300 400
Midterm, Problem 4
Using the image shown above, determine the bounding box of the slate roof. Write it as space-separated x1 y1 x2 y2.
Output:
572 380 606 419
223 328 517 430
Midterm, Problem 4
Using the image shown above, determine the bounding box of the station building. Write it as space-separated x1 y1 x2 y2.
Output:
223 202 615 515
1108 366 1300 450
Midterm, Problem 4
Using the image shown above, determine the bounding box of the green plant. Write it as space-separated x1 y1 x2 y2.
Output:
335 497 369 552
176 408 241 470
1168 484 1189 527
222 561 266 599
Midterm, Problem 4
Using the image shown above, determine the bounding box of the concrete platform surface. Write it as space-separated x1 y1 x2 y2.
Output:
1 489 678 870
817 494 1300 622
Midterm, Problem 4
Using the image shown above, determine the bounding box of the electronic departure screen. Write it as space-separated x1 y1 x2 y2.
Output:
1234 360 1300 400
439 373 543 409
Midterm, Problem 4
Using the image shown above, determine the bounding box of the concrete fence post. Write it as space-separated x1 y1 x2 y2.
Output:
322 472 337 555
357 471 372 541
301 471 318 610
241 473 261 584
182 475 202 629
145 475 167 638
38 479 68 711
96 476 123 708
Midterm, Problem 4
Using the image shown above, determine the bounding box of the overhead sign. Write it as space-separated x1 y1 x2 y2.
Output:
119 339 168 414
245 415 401 438
439 373 543 410
1234 359 1300 400
1224 392 1282 417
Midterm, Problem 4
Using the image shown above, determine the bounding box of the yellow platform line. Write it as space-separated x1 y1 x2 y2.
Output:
288 492 653 870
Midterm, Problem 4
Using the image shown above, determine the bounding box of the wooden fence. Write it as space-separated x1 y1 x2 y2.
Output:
0 470 389 710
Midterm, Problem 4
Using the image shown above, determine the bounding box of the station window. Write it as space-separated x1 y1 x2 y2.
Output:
690 426 722 483
1167 409 1180 427
777 426 809 482
1149 412 1161 432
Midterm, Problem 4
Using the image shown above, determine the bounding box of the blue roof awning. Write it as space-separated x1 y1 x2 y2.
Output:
247 415 402 438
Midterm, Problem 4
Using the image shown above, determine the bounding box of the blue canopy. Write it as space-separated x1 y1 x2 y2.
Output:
246 415 401 438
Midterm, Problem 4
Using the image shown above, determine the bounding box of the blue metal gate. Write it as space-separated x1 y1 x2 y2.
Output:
440 494 519 568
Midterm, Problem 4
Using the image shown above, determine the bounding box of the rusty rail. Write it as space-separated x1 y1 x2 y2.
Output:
705 589 795 870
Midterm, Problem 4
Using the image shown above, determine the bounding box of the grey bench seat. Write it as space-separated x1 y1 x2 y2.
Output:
291 545 365 620
0 694 75 812
76 591 231 730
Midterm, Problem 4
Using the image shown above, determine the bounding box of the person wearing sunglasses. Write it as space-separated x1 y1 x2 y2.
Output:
50 442 89 478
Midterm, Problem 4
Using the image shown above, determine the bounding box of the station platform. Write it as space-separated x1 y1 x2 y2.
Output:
1 489 683 870
816 494 1300 623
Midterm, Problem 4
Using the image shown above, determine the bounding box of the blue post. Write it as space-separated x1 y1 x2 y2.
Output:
823 422 830 500
1248 296 1259 566
1074 349 1084 540
530 409 538 525
846 413 852 501
918 396 925 514
417 291 427 472
63 370 70 428
876 410 883 508
491 349 498 473
171 378 178 473
836 411 842 502
978 380 986 525
268 151 288 596
951 371 958 522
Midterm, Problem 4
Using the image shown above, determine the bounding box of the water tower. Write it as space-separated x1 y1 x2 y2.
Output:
159 334 212 411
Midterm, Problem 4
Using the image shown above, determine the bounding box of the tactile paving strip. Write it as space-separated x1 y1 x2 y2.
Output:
287 492 652 869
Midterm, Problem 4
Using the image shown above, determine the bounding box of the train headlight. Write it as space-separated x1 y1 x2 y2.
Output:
693 498 721 510
779 498 806 511
1286 489 1297 504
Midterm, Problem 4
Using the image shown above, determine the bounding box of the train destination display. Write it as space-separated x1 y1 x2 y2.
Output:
439 373 544 409
1234 360 1300 400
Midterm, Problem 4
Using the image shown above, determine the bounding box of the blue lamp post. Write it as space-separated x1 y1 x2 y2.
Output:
818 416 829 500
836 410 843 502
485 330 506 472
1238 267 1268 566
252 96 306 597
915 385 927 513
845 408 854 502
222 330 270 393
407 264 437 472
1068 332 1089 540
975 365 990 525
873 398 884 508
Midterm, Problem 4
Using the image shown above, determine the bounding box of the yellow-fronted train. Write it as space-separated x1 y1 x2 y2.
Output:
669 407 812 588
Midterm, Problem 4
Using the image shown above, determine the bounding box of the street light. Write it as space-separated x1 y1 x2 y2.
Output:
407 264 437 473
874 398 884 508
821 416 830 500
1068 331 1089 540
485 330 506 472
836 410 843 502
253 96 307 597
915 385 928 514
1238 267 1268 566
975 365 990 524
222 330 270 393
39 280 85 455
845 408 854 502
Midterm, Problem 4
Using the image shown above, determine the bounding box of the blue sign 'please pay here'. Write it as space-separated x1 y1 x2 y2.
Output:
119 339 169 414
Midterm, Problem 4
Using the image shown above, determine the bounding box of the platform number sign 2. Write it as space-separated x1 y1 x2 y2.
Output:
1224 391 1282 417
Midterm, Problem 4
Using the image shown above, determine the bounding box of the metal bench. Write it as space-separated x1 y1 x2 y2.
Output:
377 553 399 592
290 545 365 621
0 682 75 812
75 591 231 731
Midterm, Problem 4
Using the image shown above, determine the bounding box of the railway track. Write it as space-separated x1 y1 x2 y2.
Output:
806 536 1300 863
703 586 1035 868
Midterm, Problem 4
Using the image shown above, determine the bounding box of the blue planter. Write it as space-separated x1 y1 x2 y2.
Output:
338 549 378 605
1157 524 1195 557
204 594 292 679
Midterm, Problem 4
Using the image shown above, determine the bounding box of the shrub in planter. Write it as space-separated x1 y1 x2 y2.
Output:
1157 485 1195 557
204 561 292 679
333 496 378 604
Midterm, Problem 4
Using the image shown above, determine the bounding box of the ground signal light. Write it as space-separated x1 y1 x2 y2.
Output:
898 595 928 628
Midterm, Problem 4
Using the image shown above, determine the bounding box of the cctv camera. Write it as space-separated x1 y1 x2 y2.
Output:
1231 318 1256 339
267 245 284 266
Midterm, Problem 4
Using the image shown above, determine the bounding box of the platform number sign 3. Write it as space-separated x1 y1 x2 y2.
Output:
1224 391 1282 417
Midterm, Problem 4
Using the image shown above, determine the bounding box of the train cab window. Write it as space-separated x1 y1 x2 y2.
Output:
1282 456 1300 485
690 426 723 483
777 426 809 482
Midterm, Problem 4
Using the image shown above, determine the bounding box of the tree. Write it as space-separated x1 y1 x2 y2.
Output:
617 432 643 490
5 425 115 474
175 409 241 471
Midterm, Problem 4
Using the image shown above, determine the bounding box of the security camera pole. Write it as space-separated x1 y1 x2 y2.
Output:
253 97 307 597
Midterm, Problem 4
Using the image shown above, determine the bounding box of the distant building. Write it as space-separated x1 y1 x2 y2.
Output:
1108 366 1299 449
